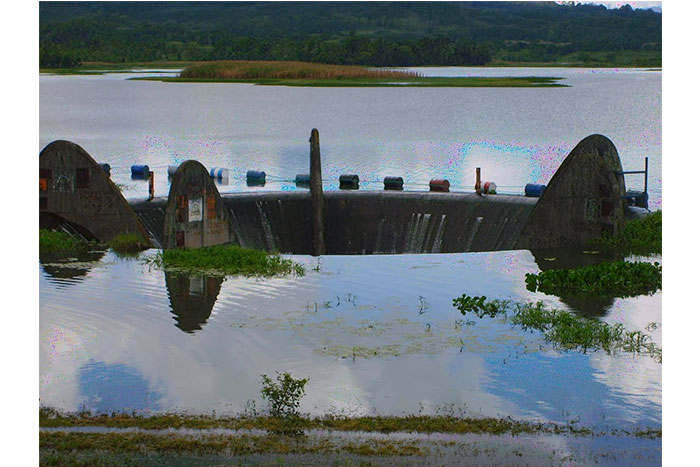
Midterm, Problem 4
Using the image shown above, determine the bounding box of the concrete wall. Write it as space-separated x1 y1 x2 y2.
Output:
517 134 627 249
39 140 150 243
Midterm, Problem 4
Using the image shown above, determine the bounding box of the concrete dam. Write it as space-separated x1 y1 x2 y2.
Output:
39 134 646 255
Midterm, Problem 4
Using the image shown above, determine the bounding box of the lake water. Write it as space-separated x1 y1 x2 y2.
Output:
39 68 661 435
40 67 661 209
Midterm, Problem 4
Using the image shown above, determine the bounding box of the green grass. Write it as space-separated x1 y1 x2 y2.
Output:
524 260 661 298
106 233 151 256
593 210 661 256
39 229 91 255
150 244 305 277
38 407 659 439
453 296 661 362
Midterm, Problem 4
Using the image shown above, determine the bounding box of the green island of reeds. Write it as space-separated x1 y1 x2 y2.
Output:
132 60 567 87
592 210 661 256
106 233 151 257
149 243 305 277
524 260 661 298
452 296 661 362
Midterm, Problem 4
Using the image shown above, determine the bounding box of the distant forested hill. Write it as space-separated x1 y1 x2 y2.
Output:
39 1 661 68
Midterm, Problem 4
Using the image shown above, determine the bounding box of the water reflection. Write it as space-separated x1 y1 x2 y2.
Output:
40 250 106 286
79 361 162 414
529 247 621 317
164 271 224 333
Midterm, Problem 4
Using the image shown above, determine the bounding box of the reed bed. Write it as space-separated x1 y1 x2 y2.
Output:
180 60 422 81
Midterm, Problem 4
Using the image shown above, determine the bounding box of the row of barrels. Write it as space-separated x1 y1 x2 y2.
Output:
106 163 546 196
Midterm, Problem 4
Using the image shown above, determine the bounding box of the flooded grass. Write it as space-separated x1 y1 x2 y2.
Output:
525 260 661 297
593 210 661 256
106 233 151 256
453 296 661 362
39 229 91 255
148 244 304 277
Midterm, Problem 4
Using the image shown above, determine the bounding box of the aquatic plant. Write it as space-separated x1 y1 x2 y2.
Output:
593 210 661 256
260 372 309 419
452 295 661 362
524 260 661 297
39 229 90 255
150 244 304 277
106 233 150 256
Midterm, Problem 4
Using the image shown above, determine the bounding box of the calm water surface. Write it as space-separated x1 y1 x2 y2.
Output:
39 68 661 434
40 67 661 208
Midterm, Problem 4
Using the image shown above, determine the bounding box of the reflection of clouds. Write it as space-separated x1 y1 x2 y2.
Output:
589 352 661 424
39 251 660 428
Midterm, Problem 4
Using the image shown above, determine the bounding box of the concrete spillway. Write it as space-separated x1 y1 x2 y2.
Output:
131 191 538 255
41 134 637 253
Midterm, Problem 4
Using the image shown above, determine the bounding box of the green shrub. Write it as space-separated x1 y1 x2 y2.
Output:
260 372 309 418
524 261 661 297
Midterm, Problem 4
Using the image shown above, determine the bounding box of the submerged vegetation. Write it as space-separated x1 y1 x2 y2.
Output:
525 260 662 297
453 296 661 362
149 244 305 277
593 210 662 256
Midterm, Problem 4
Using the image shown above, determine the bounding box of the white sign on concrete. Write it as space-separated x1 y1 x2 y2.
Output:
188 197 203 222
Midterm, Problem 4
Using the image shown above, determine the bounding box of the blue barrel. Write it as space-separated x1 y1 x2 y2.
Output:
131 164 149 176
100 163 111 176
209 167 229 179
384 176 404 190
246 170 266 182
339 174 360 189
525 184 546 197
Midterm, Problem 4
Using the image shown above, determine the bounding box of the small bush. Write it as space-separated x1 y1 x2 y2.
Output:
524 261 661 298
261 372 309 418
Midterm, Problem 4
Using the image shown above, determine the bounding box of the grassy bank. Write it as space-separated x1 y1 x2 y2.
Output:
149 244 304 277
39 407 658 438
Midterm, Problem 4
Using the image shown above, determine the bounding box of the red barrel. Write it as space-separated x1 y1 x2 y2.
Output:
429 179 450 192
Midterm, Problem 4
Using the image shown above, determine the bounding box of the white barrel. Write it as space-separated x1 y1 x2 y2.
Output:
209 167 229 179
167 165 179 176
480 181 497 194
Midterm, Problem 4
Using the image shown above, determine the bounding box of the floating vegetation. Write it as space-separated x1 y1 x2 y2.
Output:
593 210 661 256
39 229 91 255
453 295 661 362
106 233 151 256
147 244 304 277
525 261 661 297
